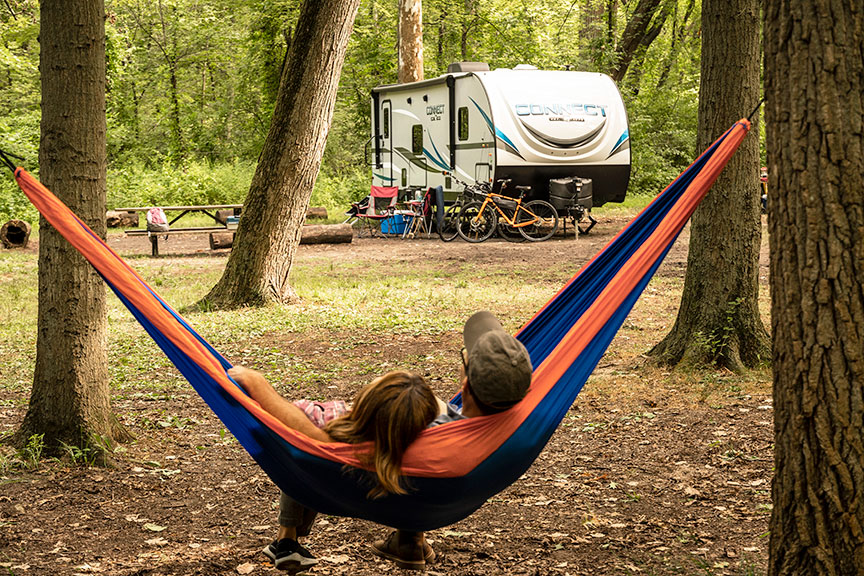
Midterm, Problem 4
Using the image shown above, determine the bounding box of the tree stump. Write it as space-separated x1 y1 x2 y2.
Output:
209 223 352 250
106 210 139 228
0 219 32 249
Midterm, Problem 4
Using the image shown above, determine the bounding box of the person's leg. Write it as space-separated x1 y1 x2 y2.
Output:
262 492 319 573
277 492 318 539
371 529 436 570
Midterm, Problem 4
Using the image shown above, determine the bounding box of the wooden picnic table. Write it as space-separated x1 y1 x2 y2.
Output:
115 204 242 256
114 204 242 227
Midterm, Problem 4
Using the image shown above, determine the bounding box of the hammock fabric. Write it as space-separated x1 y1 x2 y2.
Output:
6 119 750 531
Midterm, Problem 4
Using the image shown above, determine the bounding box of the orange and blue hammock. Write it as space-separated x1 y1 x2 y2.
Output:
3 120 750 531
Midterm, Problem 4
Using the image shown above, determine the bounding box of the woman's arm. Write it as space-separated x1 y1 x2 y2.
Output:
227 366 332 443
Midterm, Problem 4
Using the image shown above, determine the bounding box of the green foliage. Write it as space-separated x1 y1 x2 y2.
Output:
0 0 705 216
107 160 256 208
17 433 44 469
59 441 100 466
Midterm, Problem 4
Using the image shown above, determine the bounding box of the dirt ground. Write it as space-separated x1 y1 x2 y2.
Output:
0 215 773 576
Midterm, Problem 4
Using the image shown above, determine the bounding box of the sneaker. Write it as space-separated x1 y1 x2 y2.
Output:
262 538 318 573
370 530 430 571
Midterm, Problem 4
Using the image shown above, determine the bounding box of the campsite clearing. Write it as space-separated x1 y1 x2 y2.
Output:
0 213 772 576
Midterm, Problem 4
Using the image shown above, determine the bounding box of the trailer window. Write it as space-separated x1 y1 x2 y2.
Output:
458 107 469 141
383 111 390 139
412 125 423 155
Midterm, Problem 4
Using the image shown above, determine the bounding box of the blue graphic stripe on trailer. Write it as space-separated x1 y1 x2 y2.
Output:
426 135 451 170
608 130 630 157
469 97 521 157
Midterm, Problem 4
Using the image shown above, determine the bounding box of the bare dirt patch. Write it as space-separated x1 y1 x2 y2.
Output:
1 215 773 576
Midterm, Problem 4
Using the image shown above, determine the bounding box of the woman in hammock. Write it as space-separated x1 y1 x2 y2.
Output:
227 366 439 573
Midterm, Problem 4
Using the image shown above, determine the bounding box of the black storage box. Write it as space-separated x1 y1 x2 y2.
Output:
549 177 593 212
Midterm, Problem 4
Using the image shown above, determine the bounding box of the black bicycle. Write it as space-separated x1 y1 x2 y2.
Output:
437 175 491 242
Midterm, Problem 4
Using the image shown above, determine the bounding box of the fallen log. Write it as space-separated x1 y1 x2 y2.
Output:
209 231 234 250
106 210 139 228
300 223 352 244
1 219 32 249
306 206 328 220
209 223 352 250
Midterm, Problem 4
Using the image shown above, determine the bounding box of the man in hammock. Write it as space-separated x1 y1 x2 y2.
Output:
239 311 532 573
369 310 533 571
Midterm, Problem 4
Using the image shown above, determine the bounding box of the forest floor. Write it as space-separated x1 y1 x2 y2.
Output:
0 213 773 576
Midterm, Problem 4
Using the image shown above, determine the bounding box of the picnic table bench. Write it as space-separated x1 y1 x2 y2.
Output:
116 204 242 256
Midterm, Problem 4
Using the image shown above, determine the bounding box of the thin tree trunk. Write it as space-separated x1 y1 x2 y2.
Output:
398 0 423 83
460 0 475 60
766 1 864 573
657 0 695 89
20 0 129 455
202 0 360 307
437 8 445 72
611 0 663 82
169 63 183 160
649 0 768 371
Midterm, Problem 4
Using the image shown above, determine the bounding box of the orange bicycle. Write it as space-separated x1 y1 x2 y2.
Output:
457 183 559 243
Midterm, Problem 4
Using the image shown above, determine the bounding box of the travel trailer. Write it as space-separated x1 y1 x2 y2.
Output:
369 62 630 206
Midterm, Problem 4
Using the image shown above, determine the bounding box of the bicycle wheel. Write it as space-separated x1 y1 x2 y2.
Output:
437 202 461 242
517 200 559 241
496 208 525 242
457 201 497 243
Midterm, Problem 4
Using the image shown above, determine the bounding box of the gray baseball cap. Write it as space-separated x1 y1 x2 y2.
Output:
463 311 533 410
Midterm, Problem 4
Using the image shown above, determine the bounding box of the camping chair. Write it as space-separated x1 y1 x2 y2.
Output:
402 187 435 239
350 185 399 238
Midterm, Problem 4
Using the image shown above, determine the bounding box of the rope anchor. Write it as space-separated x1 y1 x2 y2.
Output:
0 147 25 173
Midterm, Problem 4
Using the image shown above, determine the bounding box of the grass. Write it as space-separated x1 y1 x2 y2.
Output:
0 217 771 409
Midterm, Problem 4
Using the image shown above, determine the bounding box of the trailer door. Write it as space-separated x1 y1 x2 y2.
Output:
377 100 394 185
408 123 428 188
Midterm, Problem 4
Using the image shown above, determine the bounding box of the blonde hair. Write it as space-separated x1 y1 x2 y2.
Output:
324 371 437 498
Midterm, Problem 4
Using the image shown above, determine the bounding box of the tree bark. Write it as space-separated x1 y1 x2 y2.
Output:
19 0 129 455
766 1 864 574
649 0 768 371
201 0 360 308
398 0 423 83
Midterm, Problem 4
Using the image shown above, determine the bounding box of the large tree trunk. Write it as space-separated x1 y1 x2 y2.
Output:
765 1 864 574
202 0 360 307
19 0 129 454
398 0 423 83
649 0 768 371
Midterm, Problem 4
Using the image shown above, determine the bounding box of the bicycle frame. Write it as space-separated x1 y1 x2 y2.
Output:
472 192 540 228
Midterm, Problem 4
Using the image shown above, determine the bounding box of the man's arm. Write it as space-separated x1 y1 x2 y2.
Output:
228 366 332 443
